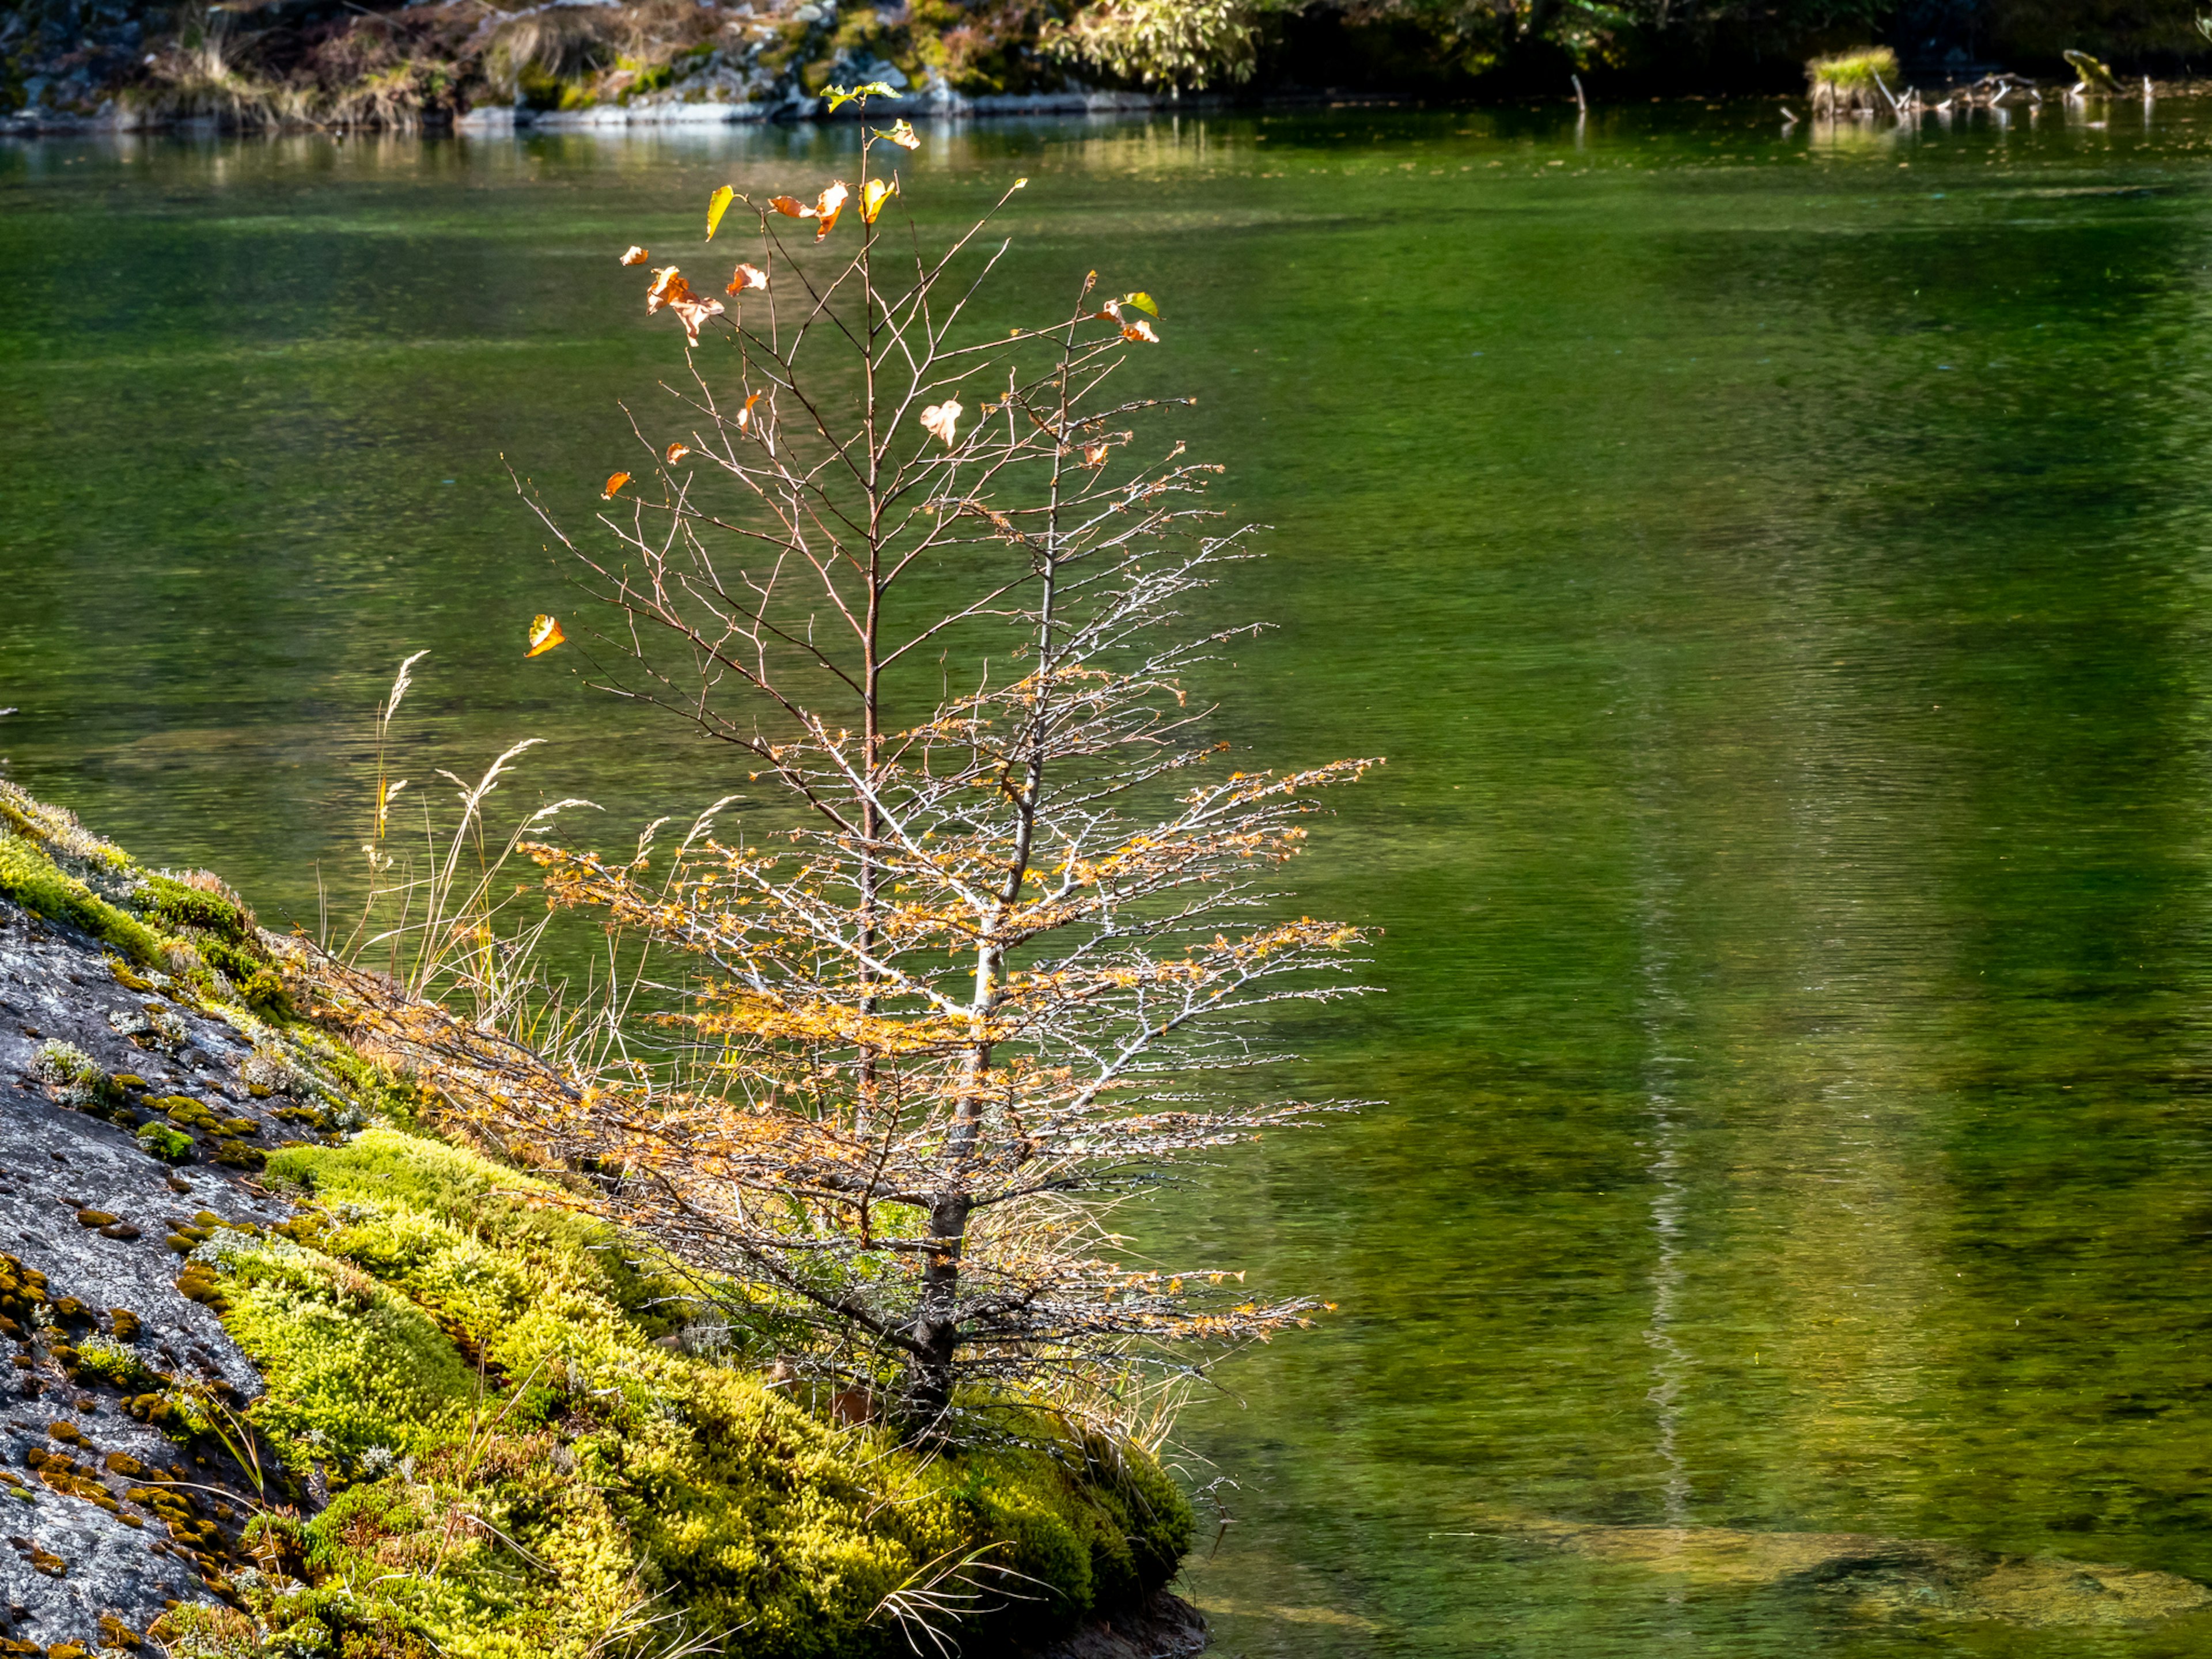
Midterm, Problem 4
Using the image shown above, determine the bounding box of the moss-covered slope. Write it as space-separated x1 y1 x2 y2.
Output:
0 783 1196 1659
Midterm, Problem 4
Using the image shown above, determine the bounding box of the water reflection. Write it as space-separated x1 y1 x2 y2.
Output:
11 99 2212 1655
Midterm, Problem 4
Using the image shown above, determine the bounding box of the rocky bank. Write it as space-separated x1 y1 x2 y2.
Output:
0 781 1206 1659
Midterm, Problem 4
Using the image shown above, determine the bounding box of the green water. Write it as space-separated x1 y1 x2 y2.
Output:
12 99 2212 1654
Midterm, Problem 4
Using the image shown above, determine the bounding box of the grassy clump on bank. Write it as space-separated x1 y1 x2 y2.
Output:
153 1127 1192 1658
1807 47 1900 92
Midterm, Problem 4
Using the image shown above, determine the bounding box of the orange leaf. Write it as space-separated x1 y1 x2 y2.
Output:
920 399 963 447
813 181 849 240
1120 319 1159 344
705 184 735 241
619 245 650 266
1082 441 1108 467
646 267 687 313
645 268 725 344
861 177 897 225
666 441 691 464
725 262 768 296
736 392 764 431
767 195 808 218
527 615 566 657
602 472 632 498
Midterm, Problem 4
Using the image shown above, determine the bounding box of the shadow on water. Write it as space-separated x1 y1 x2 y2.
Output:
11 93 2212 1655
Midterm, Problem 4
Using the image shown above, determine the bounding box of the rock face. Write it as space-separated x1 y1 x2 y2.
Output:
0 892 339 1653
1028 1588 1207 1658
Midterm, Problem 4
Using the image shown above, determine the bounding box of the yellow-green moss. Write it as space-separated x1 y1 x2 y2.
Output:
178 1126 1195 1658
0 833 165 965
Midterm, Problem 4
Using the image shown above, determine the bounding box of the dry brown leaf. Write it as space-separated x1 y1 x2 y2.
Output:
1120 319 1160 344
619 245 650 266
921 399 963 447
814 181 849 240
666 441 691 464
1082 442 1109 468
646 268 725 344
725 262 768 296
527 615 566 657
878 119 921 150
767 195 808 218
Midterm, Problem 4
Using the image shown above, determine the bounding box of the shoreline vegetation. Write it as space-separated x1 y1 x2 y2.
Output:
0 782 1207 1658
12 0 2212 136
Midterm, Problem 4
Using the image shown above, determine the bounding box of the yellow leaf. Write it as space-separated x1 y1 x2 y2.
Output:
526 615 566 657
705 184 736 241
920 400 963 446
861 177 897 225
619 244 650 266
827 80 895 112
1121 290 1158 317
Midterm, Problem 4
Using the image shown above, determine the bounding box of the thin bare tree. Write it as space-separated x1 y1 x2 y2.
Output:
498 89 1377 1432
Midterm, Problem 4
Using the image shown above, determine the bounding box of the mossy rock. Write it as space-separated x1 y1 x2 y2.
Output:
0 833 164 965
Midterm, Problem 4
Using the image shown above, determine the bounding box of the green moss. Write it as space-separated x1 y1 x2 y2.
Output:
141 873 251 942
202 1232 476 1464
138 1123 195 1162
189 1125 1192 1658
70 1337 164 1393
0 833 165 965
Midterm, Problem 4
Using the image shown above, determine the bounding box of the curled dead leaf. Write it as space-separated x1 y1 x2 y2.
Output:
813 181 849 240
705 184 736 241
1082 441 1109 468
768 195 807 218
602 471 632 498
921 399 963 447
665 441 691 464
1120 319 1159 344
725 262 768 296
862 177 897 225
736 391 764 431
645 267 725 346
527 615 566 657
619 245 650 266
877 119 921 150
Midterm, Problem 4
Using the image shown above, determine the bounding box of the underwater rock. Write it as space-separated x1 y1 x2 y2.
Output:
1505 1513 2212 1628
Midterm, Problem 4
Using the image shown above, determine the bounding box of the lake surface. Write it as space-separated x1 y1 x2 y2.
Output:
11 94 2212 1655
